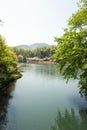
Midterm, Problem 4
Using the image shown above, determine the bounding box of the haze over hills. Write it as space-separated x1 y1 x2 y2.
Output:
15 43 50 50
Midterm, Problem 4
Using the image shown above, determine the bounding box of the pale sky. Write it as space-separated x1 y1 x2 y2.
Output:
0 0 79 46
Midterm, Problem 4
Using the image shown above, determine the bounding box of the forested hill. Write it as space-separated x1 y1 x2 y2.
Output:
15 43 49 50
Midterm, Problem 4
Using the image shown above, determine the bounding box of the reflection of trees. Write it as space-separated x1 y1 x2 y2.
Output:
0 82 15 130
35 64 58 77
28 63 59 77
51 108 87 130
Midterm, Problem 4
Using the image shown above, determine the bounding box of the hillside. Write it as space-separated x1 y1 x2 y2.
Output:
16 43 49 50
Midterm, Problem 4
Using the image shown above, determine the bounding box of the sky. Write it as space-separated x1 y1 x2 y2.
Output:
0 0 79 46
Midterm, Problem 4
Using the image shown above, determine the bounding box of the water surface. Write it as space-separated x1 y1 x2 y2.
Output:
0 63 87 130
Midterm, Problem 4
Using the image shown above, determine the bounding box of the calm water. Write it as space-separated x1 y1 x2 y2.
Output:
0 63 87 130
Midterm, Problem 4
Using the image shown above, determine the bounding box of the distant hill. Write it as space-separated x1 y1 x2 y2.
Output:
16 45 30 50
15 43 49 50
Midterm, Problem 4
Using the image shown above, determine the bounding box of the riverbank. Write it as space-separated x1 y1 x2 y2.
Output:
0 72 22 89
26 57 56 64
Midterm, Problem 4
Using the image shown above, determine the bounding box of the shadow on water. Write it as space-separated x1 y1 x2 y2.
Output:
0 82 16 130
51 108 87 130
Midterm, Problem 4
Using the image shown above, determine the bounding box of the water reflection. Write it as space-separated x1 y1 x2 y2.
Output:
0 82 16 130
22 63 60 78
51 108 87 130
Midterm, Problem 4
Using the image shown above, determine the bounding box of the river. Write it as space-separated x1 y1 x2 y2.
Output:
0 63 87 130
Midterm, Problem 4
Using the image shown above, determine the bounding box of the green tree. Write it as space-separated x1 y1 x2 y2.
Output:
54 0 87 96
18 55 23 62
12 46 57 60
0 35 21 88
0 35 18 73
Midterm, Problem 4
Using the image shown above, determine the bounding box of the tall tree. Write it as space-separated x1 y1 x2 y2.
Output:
0 35 21 88
0 35 17 73
54 0 87 96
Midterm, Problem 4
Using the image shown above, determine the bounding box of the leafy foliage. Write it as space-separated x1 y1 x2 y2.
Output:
0 35 21 88
0 35 17 73
54 0 87 96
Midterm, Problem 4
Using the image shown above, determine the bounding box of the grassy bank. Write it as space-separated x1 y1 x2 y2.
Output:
0 72 22 89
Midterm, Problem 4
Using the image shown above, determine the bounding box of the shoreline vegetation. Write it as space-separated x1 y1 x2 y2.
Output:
0 35 22 90
0 67 22 90
0 64 22 90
